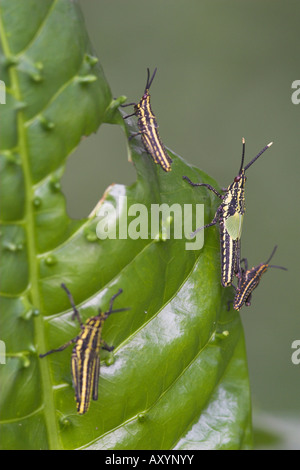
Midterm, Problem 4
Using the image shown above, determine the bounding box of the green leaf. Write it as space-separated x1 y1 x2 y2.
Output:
0 0 252 450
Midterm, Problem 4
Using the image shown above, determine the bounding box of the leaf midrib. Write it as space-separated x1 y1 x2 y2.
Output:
0 10 60 449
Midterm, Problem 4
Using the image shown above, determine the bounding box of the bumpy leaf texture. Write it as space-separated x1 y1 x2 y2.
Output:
0 0 252 450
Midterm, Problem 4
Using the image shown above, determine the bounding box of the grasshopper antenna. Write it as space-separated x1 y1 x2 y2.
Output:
266 245 287 270
244 141 273 172
238 137 246 174
145 67 157 92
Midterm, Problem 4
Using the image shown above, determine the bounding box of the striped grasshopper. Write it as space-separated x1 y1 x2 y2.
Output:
233 245 287 310
183 138 273 287
121 68 173 172
40 284 129 415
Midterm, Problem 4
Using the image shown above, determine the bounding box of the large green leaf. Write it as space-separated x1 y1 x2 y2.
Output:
0 0 252 450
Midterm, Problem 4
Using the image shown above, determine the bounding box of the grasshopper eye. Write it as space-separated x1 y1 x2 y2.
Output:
234 175 241 182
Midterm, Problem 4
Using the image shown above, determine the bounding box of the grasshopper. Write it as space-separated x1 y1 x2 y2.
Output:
121 68 172 172
39 284 130 415
233 245 287 310
183 138 273 287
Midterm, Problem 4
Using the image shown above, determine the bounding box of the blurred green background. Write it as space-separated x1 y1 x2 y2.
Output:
61 0 300 447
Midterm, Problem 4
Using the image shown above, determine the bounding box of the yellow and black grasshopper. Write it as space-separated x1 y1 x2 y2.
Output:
183 138 273 287
39 284 130 415
121 68 173 172
232 245 287 310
